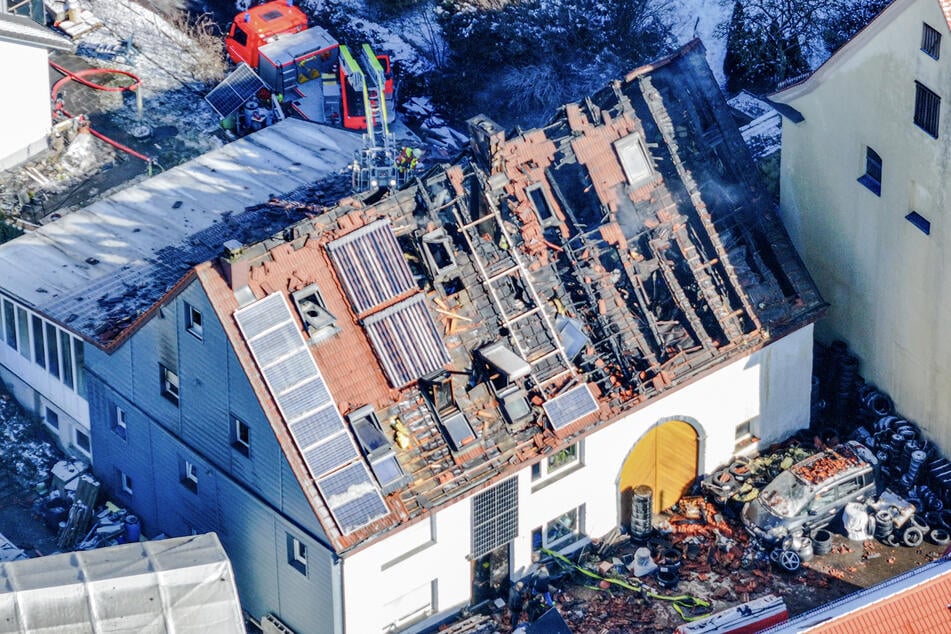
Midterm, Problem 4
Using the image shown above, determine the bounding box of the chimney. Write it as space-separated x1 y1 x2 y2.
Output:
466 115 506 175
220 239 250 291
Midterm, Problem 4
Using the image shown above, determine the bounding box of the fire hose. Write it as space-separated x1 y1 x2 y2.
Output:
49 60 154 167
540 547 713 621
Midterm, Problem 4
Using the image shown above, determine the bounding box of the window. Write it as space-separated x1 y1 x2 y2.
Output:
287 534 307 575
914 81 940 138
906 211 932 235
44 408 59 430
185 304 203 340
75 428 91 455
735 417 759 451
15 307 29 359
60 330 73 389
614 133 654 186
74 339 85 395
545 506 583 548
232 26 248 47
45 322 59 378
382 580 437 631
858 147 883 196
532 442 583 483
182 459 199 493
922 23 941 59
471 477 518 558
31 316 45 369
232 416 250 456
3 300 16 350
160 364 180 406
113 406 128 439
120 470 133 495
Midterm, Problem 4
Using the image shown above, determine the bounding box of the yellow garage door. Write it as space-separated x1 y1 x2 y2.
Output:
620 420 698 516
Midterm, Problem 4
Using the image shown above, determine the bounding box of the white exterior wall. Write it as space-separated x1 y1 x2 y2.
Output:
0 40 52 170
340 325 813 634
0 295 89 459
776 0 951 452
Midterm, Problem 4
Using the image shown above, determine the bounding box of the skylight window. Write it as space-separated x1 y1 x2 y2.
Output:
614 133 654 186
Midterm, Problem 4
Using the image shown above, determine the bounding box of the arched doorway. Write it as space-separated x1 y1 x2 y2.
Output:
619 420 699 523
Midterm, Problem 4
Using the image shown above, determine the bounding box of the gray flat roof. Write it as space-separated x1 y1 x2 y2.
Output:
0 13 73 51
0 118 363 347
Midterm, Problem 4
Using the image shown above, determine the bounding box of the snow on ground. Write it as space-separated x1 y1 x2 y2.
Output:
670 0 731 88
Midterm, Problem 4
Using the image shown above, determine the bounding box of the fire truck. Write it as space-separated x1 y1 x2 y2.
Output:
211 0 395 134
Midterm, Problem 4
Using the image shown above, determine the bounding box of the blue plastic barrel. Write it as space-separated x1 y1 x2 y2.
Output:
124 514 141 542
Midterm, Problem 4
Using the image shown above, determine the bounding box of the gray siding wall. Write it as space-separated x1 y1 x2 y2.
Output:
85 279 338 633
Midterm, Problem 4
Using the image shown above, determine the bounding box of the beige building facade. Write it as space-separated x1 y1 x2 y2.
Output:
774 0 951 452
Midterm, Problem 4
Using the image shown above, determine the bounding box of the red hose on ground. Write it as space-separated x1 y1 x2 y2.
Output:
49 61 152 164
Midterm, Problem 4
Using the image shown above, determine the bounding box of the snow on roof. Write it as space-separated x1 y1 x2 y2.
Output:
0 13 73 51
0 533 244 632
0 118 363 348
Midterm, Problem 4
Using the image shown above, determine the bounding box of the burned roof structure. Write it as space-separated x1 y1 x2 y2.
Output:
198 40 825 553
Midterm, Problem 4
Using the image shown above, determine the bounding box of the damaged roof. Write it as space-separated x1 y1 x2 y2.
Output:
198 40 826 553
0 12 73 51
0 118 362 349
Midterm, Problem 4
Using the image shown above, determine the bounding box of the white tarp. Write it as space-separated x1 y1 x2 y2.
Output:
0 532 244 633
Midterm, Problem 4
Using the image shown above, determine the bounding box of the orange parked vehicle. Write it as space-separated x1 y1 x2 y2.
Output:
220 0 395 132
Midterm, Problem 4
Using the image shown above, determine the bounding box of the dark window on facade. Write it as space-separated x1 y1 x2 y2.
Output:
3 300 16 350
74 339 85 395
232 416 251 456
181 459 199 493
922 23 941 59
287 534 307 575
45 323 59 379
185 303 203 341
471 477 518 558
45 408 59 429
60 330 74 389
160 364 180 406
15 307 28 359
914 81 940 137
119 470 133 495
31 315 44 369
113 405 128 439
858 147 883 196
906 211 932 235
75 428 91 454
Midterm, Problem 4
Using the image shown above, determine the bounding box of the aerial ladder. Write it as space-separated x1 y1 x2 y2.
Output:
340 44 405 192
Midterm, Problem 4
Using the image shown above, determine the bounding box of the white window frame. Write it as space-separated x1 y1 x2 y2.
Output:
531 441 582 483
160 364 180 405
44 407 59 430
288 535 307 575
534 505 585 551
74 427 91 455
232 416 251 455
182 460 199 492
120 471 133 495
185 303 203 341
115 406 128 439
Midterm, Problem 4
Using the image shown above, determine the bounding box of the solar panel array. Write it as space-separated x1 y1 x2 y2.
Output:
204 63 268 119
326 219 416 315
316 462 389 535
543 384 599 431
363 294 451 387
234 293 388 534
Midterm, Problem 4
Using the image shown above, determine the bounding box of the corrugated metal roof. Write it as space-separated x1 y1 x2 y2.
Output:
0 118 362 348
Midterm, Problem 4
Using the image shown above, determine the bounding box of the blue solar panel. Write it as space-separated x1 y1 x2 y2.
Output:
317 462 388 534
290 408 343 448
303 432 359 477
363 294 450 387
205 63 268 118
543 384 599 431
278 377 332 421
326 219 415 315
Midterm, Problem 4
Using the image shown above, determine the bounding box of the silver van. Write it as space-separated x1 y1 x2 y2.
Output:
742 441 876 544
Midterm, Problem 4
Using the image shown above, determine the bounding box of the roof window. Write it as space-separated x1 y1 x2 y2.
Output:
614 133 654 187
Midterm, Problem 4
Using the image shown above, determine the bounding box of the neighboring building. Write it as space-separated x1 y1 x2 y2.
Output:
772 0 951 450
0 532 245 631
0 8 72 170
762 553 951 633
0 42 824 633
0 118 362 459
